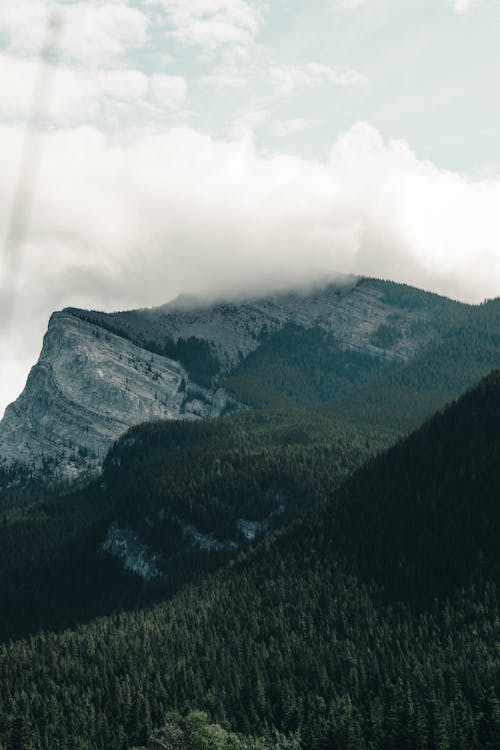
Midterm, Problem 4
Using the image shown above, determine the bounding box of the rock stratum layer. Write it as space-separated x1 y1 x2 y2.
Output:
69 275 446 369
0 312 237 480
0 276 466 481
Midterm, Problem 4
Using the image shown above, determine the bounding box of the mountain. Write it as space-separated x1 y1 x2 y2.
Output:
329 296 500 432
66 275 459 370
0 404 391 641
1 371 499 750
0 277 468 482
0 311 239 482
334 368 500 601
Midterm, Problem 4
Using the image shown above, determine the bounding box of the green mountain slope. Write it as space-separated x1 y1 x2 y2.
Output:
334 368 500 600
0 407 390 642
65 277 469 414
326 297 500 434
2 283 497 644
1 372 499 750
0 276 487 487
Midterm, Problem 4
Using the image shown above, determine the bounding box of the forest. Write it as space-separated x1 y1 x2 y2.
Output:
0 371 499 749
1 282 500 749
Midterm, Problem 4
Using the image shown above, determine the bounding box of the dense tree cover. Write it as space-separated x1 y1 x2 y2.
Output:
104 406 390 531
324 296 500 434
131 710 300 750
368 277 466 316
221 288 500 429
149 337 220 389
224 324 397 408
0 483 138 642
334 369 500 602
0 459 64 512
2 282 499 748
0 407 390 642
0 373 499 750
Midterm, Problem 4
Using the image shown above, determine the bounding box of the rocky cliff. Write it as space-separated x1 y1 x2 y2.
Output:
0 311 237 481
68 276 455 370
0 277 466 482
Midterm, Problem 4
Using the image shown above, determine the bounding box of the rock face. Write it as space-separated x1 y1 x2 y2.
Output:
0 311 238 481
0 276 465 482
100 522 162 580
69 275 446 371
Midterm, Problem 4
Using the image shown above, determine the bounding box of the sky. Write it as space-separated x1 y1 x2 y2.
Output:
1 0 500 416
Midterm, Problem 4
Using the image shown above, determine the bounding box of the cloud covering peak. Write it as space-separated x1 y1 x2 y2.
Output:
1 120 500 414
1 0 499 416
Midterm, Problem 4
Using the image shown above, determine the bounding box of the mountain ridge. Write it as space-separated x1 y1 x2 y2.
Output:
0 276 468 483
65 276 467 370
0 311 239 481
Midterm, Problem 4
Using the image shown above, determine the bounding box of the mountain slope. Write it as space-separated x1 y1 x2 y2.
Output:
324 296 500 434
0 277 467 481
68 276 463 372
333 368 500 600
0 311 238 481
0 405 390 641
1 371 499 750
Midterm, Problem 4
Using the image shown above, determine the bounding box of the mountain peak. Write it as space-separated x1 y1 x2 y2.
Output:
0 277 469 482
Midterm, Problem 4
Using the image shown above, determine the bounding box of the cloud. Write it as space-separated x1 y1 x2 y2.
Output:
150 74 188 109
2 120 500 414
332 0 479 12
0 55 187 125
229 105 269 137
200 66 251 89
153 0 264 55
271 118 317 137
449 0 479 13
271 62 367 95
331 0 370 8
0 0 150 65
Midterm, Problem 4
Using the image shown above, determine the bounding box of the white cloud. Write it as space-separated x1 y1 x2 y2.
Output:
2 121 500 414
151 74 188 109
0 0 150 65
271 118 317 137
153 0 264 55
331 0 371 8
0 0 48 55
229 105 269 137
200 66 250 89
0 55 187 125
332 0 479 12
271 62 367 95
449 0 479 13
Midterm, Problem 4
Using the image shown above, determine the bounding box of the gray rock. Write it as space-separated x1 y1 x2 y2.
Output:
100 522 162 580
0 311 237 481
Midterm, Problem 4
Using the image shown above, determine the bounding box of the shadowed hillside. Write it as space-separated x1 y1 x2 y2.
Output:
1 371 499 750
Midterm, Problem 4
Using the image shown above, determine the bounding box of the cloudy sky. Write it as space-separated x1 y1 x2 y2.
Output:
1 0 500 415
